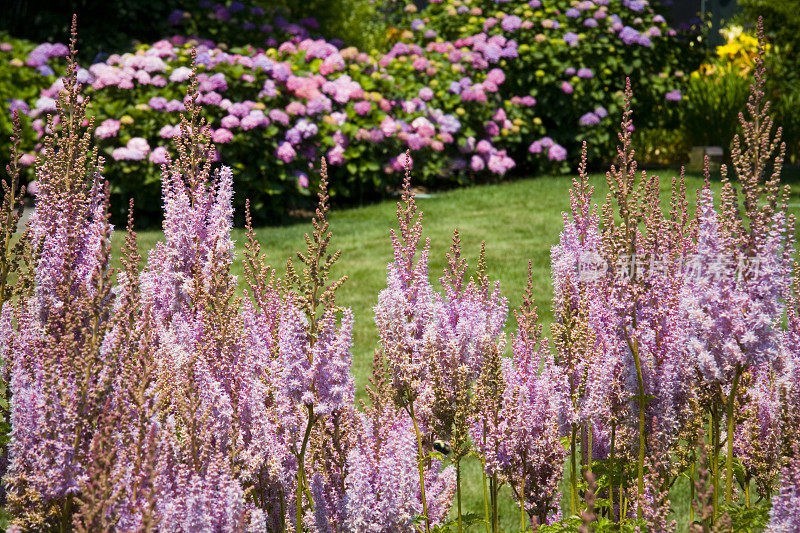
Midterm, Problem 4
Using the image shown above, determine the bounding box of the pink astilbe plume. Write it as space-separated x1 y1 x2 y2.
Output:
346 351 455 532
71 204 163 531
767 446 800 533
4 19 118 528
238 200 296 529
734 368 782 500
371 163 457 532
0 108 30 505
135 58 259 527
492 267 568 526
277 301 354 419
278 159 358 532
0 109 28 306
682 186 789 391
688 18 793 394
597 81 696 462
551 91 697 517
375 161 438 417
427 235 508 450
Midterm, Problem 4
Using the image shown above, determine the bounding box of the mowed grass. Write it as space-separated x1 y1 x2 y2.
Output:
119 169 798 531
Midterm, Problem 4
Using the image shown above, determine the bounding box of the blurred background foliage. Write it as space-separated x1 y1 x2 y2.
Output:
0 0 401 60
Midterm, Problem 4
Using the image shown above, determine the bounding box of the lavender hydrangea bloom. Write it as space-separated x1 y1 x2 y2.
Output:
563 32 580 46
579 112 600 126
501 15 522 32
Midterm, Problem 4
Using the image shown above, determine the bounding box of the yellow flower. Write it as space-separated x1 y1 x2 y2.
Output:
456 107 465 116
121 115 134 125
533 117 542 125
511 125 520 133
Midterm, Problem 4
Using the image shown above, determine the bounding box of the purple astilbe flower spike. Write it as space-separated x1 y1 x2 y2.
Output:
0 111 29 502
682 26 794 505
734 368 782 499
635 450 676 532
5 21 117 527
279 158 359 531
551 143 602 425
425 234 507 527
375 160 437 416
428 234 507 445
768 447 800 532
492 268 568 526
0 109 28 307
372 160 458 532
345 358 456 532
345 411 421 531
277 300 354 417
682 185 789 395
135 56 267 527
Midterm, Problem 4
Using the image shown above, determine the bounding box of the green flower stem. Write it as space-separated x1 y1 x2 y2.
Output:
690 460 695 523
632 338 646 519
726 366 742 505
711 409 720 521
456 459 463 533
610 423 616 522
296 406 316 531
587 428 593 474
409 401 430 533
571 424 579 516
520 469 527 532
482 420 491 533
489 476 500 533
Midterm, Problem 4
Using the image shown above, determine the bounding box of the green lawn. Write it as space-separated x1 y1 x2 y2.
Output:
122 169 793 531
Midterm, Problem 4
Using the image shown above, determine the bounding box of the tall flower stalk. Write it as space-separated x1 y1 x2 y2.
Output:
375 162 437 533
4 17 116 528
281 157 352 530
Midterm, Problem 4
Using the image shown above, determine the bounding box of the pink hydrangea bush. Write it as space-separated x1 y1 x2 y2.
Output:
9 0 697 227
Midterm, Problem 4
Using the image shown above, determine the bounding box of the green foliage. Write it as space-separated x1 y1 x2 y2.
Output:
278 0 395 52
427 512 484 532
737 0 800 162
680 68 750 151
718 501 770 532
537 514 645 532
0 0 182 61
